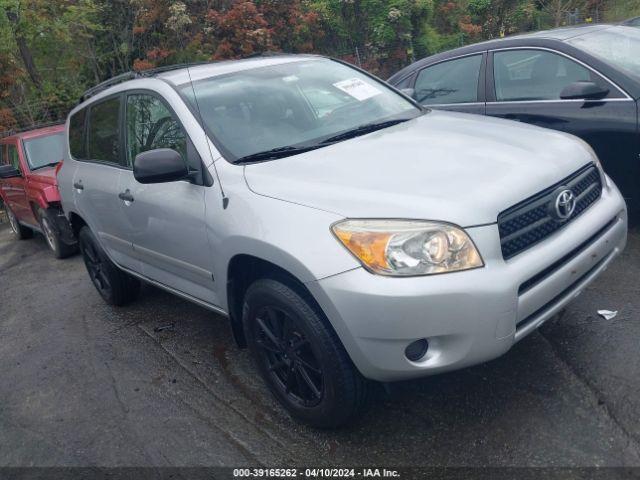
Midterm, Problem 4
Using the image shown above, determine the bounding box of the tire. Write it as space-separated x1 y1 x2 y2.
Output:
78 226 140 306
38 208 78 259
243 277 368 428
6 206 34 240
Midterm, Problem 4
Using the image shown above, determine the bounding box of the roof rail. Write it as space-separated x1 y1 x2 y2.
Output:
78 61 214 103
78 54 297 103
80 71 139 102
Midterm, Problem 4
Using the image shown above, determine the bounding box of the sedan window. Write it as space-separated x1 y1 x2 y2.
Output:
414 55 482 105
493 49 610 101
568 27 640 81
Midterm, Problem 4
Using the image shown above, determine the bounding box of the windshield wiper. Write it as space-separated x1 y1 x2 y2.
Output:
32 162 60 170
320 119 410 144
235 145 325 163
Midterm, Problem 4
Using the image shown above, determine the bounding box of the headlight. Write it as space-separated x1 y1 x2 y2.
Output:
332 219 484 276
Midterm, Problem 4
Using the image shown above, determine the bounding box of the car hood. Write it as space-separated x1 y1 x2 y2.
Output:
28 166 58 185
243 110 595 227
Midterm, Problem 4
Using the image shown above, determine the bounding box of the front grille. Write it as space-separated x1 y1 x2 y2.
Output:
498 165 602 260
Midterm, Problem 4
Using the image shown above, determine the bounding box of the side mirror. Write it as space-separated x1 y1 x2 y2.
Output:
133 148 189 184
560 81 609 100
0 165 21 179
400 88 415 99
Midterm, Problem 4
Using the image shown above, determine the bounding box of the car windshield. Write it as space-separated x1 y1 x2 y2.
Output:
568 27 640 81
179 58 422 162
23 133 65 170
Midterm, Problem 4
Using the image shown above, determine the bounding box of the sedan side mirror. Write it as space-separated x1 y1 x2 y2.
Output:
0 165 21 179
560 81 609 100
133 148 189 184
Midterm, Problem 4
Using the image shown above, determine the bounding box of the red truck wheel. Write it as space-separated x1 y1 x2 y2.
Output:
6 207 34 240
37 208 78 259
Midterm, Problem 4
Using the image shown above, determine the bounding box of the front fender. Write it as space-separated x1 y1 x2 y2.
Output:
25 182 60 210
209 189 361 312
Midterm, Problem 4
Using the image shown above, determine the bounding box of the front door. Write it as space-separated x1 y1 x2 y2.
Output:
118 92 216 304
3 143 35 225
486 48 639 206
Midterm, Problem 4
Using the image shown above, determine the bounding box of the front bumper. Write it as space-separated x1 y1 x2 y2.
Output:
307 182 627 382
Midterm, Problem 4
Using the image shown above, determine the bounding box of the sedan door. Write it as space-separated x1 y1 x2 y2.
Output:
406 52 487 115
485 47 639 206
117 92 216 304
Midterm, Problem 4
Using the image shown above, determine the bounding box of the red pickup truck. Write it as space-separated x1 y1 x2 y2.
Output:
0 125 77 258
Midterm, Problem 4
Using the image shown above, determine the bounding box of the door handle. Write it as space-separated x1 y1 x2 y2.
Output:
73 181 84 190
118 190 134 203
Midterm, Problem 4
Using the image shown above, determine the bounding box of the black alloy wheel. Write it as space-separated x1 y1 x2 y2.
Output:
253 304 324 407
243 278 368 428
78 226 140 306
82 235 113 300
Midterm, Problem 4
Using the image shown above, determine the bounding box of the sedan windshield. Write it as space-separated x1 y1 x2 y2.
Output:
23 133 65 170
179 58 422 162
568 27 640 81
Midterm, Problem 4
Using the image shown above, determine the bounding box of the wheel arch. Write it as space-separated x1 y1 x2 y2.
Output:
225 253 335 349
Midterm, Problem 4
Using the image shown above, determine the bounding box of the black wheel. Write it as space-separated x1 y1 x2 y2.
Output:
6 206 34 240
78 226 140 306
243 278 368 428
38 208 78 259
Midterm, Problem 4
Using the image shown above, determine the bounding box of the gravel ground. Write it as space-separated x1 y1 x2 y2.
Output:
1 223 639 468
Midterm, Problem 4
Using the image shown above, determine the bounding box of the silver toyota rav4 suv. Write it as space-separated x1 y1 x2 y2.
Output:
58 55 627 427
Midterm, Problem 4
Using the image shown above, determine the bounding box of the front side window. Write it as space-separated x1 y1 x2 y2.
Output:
0 145 4 165
8 145 20 172
414 55 482 105
23 133 65 170
568 27 640 81
493 49 610 101
87 97 121 164
180 58 421 162
126 94 187 166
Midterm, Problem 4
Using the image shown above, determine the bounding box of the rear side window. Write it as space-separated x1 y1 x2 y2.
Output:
414 55 482 105
87 97 122 165
69 109 87 159
0 144 4 165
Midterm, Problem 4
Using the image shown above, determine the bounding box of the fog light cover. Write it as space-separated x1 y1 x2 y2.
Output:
405 338 429 362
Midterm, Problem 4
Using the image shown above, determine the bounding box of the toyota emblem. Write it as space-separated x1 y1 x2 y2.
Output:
554 188 576 220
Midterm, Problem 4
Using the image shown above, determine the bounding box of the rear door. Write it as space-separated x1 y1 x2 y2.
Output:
71 95 140 271
117 91 214 303
409 52 486 115
485 47 639 205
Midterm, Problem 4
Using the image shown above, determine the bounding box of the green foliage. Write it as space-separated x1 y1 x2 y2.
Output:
0 0 630 132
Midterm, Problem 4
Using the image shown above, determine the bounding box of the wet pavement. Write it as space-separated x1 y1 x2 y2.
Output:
1 224 639 467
